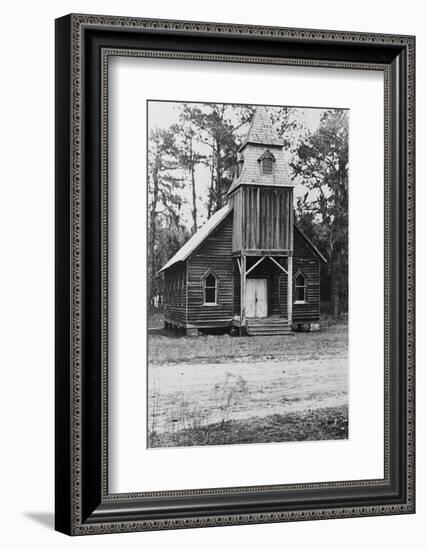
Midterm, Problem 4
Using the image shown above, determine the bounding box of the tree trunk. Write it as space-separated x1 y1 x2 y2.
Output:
207 141 215 219
190 137 197 234
331 274 340 320
149 162 159 310
330 249 341 320
215 141 222 210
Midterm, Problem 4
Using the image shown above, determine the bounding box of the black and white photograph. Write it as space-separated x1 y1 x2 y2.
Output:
147 100 349 448
0 0 418 544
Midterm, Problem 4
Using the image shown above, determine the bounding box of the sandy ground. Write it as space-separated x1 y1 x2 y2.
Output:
148 355 348 434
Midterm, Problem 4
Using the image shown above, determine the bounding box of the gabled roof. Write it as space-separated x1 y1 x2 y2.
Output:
258 149 276 162
159 204 327 273
294 224 328 263
159 204 233 272
239 106 282 150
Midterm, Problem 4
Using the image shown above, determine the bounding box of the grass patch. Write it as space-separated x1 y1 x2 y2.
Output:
148 323 347 365
148 311 164 330
149 405 348 448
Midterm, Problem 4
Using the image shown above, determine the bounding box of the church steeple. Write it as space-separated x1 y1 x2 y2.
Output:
228 106 294 196
229 105 295 329
239 105 283 150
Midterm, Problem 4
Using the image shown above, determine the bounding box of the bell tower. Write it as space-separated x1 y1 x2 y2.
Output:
228 106 295 328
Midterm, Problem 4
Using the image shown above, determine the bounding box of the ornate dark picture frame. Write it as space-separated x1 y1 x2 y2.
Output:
55 14 415 535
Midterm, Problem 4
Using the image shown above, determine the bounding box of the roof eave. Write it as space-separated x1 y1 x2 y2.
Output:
294 224 328 263
238 140 283 153
159 205 233 273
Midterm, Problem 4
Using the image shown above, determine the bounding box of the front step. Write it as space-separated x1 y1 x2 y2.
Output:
246 319 293 337
247 328 293 336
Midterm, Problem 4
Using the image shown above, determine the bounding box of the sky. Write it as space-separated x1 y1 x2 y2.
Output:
148 100 324 134
147 100 333 227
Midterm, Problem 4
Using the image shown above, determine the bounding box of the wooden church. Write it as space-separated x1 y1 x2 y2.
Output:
160 106 326 336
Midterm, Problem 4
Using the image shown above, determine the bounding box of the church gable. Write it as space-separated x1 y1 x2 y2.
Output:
186 213 234 326
191 210 233 258
159 204 232 272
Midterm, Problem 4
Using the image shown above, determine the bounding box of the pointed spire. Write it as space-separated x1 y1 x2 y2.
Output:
240 106 282 150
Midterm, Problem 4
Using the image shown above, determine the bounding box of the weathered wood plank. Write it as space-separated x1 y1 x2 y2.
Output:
239 249 292 256
292 226 321 322
287 255 293 324
186 215 234 327
163 263 187 324
241 255 247 326
234 187 294 253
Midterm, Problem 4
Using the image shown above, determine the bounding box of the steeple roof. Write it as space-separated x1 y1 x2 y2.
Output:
239 106 282 150
228 106 293 195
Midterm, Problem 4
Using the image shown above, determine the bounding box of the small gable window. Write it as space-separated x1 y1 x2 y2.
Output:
262 157 273 174
258 150 275 175
295 272 307 303
204 272 218 305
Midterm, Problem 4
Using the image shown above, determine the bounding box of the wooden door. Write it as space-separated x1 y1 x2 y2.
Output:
246 279 268 318
246 279 256 317
256 279 268 317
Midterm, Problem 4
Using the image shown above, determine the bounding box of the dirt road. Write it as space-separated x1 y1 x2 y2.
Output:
148 356 348 434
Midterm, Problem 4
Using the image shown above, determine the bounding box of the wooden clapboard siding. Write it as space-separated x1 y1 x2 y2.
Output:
186 213 234 327
279 275 288 318
292 227 321 322
163 263 187 325
233 186 293 253
163 216 322 329
268 273 281 316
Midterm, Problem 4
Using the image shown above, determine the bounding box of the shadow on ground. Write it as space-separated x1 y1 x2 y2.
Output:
148 327 181 337
24 512 54 530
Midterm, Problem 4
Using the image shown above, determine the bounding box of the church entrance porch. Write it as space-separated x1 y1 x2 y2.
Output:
233 254 294 336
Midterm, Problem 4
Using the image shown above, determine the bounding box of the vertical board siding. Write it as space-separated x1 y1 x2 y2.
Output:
231 190 243 252
237 187 293 252
292 227 321 322
233 259 241 316
187 214 234 326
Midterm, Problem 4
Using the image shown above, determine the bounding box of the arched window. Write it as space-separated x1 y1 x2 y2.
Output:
204 272 218 304
295 272 307 303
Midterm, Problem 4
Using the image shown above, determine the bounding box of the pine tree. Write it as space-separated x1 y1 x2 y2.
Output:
148 128 186 309
292 110 349 318
178 103 253 216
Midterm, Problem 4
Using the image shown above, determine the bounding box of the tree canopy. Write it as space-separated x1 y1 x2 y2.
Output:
292 109 349 318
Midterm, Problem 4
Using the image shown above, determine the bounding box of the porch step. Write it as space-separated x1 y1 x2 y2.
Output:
247 317 289 324
246 319 293 337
